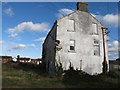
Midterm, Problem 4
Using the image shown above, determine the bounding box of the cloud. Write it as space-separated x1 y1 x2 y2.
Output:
108 40 119 59
0 41 4 44
12 44 27 50
34 37 45 42
4 8 14 16
57 9 118 27
56 8 74 18
8 22 50 38
103 14 118 27
91 13 118 27
10 43 36 50
29 44 36 47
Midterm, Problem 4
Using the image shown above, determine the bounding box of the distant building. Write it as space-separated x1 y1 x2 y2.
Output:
19 57 30 63
31 58 42 64
12 57 17 62
109 58 120 71
0 56 12 63
42 2 109 75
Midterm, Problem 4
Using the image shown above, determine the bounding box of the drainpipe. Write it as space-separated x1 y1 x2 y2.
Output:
101 27 108 74
80 60 82 71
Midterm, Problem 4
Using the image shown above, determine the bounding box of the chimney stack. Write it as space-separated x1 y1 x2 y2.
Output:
77 2 88 12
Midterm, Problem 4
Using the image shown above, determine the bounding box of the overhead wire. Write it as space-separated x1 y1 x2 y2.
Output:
106 2 119 43
108 35 120 42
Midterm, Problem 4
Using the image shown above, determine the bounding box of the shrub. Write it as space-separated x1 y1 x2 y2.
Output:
55 60 64 76
62 62 81 85
107 71 120 78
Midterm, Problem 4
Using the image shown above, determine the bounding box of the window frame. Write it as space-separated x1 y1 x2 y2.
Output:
67 19 75 32
92 23 98 35
93 39 100 56
69 39 75 52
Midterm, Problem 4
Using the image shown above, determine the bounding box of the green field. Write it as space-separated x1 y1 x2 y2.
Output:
2 61 119 88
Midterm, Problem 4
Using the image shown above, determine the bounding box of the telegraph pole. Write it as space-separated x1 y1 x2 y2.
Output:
101 27 108 74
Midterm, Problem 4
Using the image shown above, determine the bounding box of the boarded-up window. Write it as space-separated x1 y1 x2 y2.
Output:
92 23 98 34
68 19 75 31
93 39 100 56
70 40 75 51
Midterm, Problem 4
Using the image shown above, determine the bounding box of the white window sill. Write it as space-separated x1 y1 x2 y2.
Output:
67 30 75 32
68 50 76 53
91 33 99 35
93 55 100 57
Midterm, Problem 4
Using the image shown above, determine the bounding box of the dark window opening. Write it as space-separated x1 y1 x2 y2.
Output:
70 40 75 51
70 46 74 50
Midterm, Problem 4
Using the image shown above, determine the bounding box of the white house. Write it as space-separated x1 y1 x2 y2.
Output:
31 58 42 64
19 57 31 63
42 2 109 75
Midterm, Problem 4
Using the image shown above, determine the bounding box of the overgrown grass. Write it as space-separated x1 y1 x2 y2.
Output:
2 61 119 88
2 61 66 88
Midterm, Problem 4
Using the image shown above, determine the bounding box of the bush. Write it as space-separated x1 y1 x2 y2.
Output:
62 63 82 85
107 71 120 78
62 62 104 85
55 60 64 76
62 68 80 85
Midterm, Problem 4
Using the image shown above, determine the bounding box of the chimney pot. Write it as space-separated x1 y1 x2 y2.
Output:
77 2 88 12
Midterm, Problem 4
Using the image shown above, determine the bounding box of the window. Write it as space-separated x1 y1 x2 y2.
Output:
70 40 75 51
92 23 98 34
94 45 99 56
93 39 100 56
94 39 99 44
68 19 75 31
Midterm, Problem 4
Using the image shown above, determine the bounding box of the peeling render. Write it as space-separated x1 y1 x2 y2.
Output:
42 2 109 75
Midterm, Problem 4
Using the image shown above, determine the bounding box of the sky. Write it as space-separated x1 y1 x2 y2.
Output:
0 2 119 60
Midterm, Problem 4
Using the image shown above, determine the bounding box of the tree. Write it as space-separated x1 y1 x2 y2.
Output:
17 55 20 63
